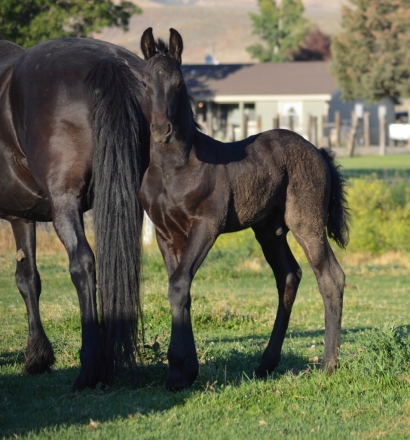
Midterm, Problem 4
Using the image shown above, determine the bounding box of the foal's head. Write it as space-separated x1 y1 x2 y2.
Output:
141 27 185 144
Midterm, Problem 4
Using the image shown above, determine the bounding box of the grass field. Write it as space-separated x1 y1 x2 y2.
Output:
338 154 410 170
1 239 410 438
1 156 410 438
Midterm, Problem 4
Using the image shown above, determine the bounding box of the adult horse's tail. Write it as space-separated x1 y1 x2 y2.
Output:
319 148 350 249
85 60 145 383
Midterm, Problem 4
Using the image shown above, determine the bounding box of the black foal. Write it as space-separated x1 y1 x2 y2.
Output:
139 28 349 391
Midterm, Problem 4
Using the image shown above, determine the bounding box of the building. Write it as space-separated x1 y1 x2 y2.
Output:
182 62 397 147
182 62 336 142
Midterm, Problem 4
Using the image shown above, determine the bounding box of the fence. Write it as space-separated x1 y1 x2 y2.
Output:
341 168 410 182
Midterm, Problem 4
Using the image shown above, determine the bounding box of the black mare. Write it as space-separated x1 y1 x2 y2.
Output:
139 28 350 391
0 38 149 389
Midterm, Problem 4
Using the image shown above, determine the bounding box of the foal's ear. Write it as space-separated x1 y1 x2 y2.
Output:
141 27 157 60
169 28 183 64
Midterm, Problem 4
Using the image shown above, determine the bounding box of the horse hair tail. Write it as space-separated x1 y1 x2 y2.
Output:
319 147 350 249
85 59 145 383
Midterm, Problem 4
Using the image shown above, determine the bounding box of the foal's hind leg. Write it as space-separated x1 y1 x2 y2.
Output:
291 229 344 373
252 220 302 377
10 219 55 374
52 199 102 389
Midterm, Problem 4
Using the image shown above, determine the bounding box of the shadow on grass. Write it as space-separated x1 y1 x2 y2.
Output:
0 346 306 437
1 324 409 437
203 326 381 347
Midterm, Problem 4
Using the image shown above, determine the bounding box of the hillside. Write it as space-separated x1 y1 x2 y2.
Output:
98 0 345 63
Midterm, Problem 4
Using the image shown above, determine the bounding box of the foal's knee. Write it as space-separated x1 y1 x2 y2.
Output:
168 275 191 309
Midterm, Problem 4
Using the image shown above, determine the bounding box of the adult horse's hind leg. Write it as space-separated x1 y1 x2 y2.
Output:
291 229 344 373
10 218 55 374
52 198 102 389
252 219 302 377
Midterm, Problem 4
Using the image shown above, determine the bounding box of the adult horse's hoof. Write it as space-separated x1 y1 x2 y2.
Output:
23 335 55 375
72 359 108 391
166 379 190 392
72 370 100 391
255 355 279 379
254 367 270 379
166 370 195 392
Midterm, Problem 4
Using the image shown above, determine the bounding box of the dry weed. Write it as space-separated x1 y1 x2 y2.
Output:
0 219 95 255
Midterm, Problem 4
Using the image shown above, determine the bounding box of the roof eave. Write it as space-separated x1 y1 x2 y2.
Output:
193 94 333 103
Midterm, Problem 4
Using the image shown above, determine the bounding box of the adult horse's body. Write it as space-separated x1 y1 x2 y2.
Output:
0 38 148 389
139 28 349 391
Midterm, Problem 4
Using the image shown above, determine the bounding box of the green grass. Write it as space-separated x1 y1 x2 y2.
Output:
337 154 410 170
1 245 410 439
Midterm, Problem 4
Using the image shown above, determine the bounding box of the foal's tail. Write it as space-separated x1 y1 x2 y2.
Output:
85 59 146 382
319 148 350 249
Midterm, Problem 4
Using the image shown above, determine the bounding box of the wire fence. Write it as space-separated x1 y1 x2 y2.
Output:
341 168 410 183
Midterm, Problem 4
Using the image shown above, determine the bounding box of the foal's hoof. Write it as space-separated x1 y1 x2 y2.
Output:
255 366 273 379
255 357 278 379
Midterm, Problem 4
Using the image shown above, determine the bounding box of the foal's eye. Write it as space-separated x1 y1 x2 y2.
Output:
141 81 147 88
177 82 184 90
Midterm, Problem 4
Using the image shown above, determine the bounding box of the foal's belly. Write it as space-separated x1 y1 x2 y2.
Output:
223 208 272 233
224 182 280 233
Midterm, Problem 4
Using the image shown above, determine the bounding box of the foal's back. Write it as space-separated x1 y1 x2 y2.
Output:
199 129 330 233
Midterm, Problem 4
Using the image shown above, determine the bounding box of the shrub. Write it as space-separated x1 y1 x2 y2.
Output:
347 179 410 254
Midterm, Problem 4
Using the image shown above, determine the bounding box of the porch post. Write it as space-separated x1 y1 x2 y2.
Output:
206 100 213 136
239 101 245 139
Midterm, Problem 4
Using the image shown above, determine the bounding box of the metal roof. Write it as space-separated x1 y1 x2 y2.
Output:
181 62 337 99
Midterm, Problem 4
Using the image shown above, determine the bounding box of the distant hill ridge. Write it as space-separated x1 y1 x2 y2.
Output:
98 0 344 63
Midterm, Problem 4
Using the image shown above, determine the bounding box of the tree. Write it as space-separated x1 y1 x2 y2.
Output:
292 27 331 61
247 0 311 62
331 0 410 103
0 0 141 48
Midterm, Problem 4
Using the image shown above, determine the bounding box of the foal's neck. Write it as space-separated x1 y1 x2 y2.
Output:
151 91 198 167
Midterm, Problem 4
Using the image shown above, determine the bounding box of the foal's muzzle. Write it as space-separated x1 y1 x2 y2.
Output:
150 121 173 144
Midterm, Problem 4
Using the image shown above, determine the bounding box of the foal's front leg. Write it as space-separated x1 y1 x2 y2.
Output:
159 221 216 391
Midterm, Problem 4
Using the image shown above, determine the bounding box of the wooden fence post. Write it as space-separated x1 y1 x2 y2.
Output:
309 114 318 146
363 111 370 147
206 101 213 136
289 115 294 132
273 114 280 129
256 115 262 133
347 109 358 157
379 114 386 156
335 111 341 147
242 112 248 139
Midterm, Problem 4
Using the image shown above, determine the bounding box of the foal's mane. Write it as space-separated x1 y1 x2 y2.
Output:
155 39 169 55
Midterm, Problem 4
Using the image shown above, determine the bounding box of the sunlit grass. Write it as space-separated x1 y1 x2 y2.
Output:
1 242 410 438
2 176 410 437
338 153 410 169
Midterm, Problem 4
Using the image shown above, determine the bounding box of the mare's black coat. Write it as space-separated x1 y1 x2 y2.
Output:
0 38 149 389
